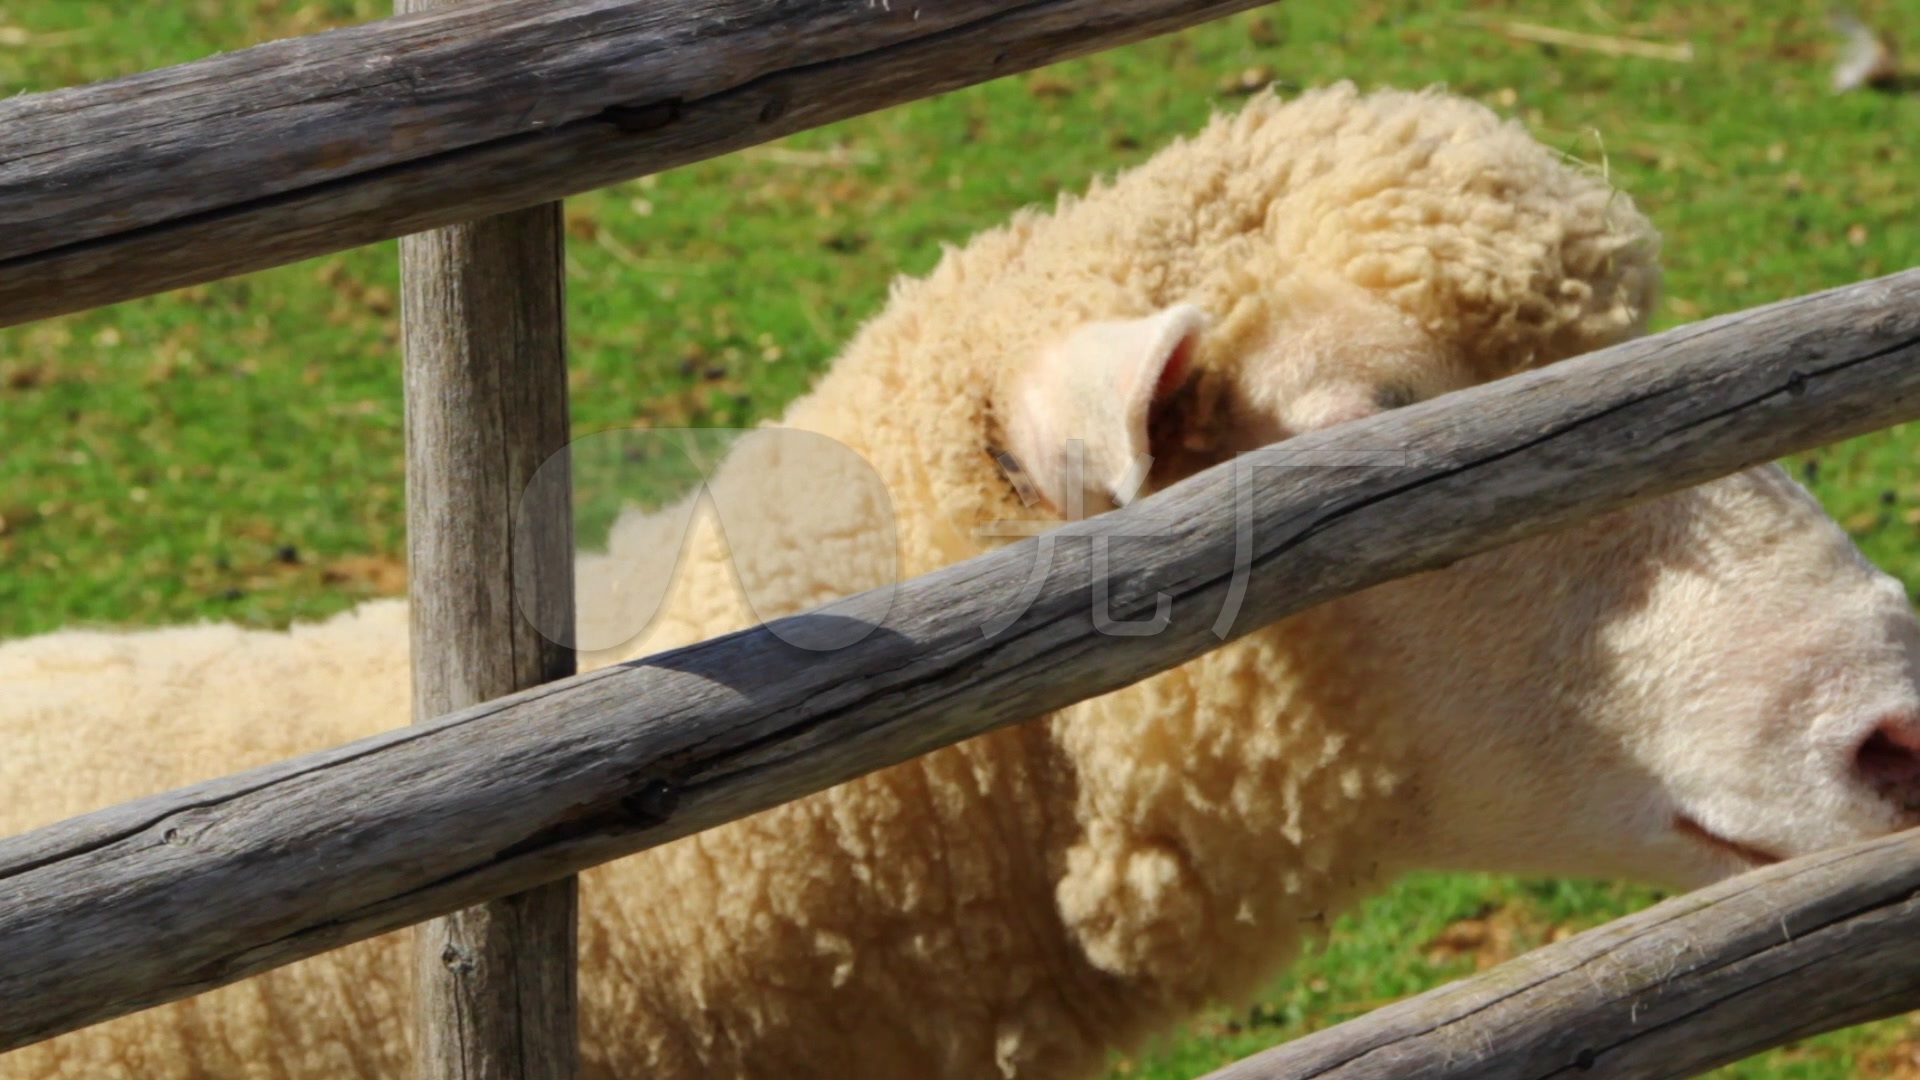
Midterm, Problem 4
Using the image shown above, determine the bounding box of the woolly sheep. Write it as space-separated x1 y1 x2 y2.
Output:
5 83 1920 1080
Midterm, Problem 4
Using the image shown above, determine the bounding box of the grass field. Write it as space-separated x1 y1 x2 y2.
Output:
4 1 1920 1075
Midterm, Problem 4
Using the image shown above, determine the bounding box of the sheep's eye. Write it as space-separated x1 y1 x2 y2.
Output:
990 447 1040 507
1373 384 1418 410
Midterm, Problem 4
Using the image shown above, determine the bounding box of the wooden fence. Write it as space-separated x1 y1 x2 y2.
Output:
3 1 1919 1077
0 0 1271 326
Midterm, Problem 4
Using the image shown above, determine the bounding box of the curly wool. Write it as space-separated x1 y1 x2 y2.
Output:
0 84 1661 1080
785 82 1655 568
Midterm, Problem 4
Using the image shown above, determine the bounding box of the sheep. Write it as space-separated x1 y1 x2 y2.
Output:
5 82 1919 1080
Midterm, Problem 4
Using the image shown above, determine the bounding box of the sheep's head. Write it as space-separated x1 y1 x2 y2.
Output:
1000 283 1920 892
1370 466 1920 889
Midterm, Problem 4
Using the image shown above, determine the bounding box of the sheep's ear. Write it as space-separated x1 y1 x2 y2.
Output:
1003 305 1206 516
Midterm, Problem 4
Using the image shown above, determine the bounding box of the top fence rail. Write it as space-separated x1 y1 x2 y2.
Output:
0 0 1268 328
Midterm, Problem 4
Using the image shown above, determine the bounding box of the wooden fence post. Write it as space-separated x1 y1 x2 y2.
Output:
397 61 579 1080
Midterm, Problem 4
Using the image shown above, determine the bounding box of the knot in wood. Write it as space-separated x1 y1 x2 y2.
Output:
439 943 476 974
621 779 678 827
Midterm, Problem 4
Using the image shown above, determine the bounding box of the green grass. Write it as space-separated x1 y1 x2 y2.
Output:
4 0 1919 1075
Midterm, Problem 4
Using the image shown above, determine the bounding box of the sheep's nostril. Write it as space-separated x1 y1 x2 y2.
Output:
1855 719 1920 814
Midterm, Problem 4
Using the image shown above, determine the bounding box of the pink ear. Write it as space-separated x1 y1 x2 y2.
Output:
1154 333 1196 401
1003 305 1207 517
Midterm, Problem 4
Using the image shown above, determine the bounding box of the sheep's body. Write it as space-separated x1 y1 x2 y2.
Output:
7 85 1920 1080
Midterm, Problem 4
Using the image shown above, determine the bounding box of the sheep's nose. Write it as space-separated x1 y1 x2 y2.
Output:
1855 713 1920 816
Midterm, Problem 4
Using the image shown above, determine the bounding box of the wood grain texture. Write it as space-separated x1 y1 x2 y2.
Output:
399 198 577 1079
0 0 1270 327
1200 825 1920 1079
1 268 1918 1050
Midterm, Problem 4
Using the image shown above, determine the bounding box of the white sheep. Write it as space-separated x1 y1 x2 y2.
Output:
4 84 1918 1080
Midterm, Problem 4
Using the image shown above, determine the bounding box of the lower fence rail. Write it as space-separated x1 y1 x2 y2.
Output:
1203 827 1920 1079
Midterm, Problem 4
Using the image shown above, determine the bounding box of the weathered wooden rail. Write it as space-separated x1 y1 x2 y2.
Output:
0 0 1268 327
3 267 1919 1056
1203 826 1920 1079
